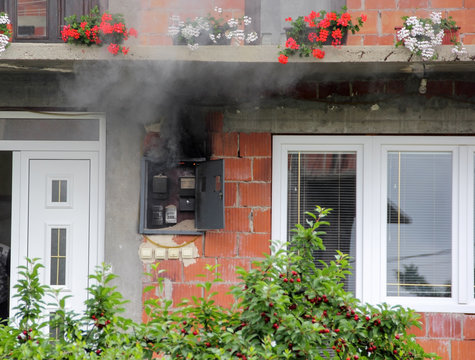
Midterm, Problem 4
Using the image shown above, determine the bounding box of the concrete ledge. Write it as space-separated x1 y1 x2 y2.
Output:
0 43 474 75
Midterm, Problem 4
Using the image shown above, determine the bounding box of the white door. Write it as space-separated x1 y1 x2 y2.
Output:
28 159 91 312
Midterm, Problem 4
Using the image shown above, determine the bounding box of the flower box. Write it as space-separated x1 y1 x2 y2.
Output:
285 27 348 46
395 26 459 45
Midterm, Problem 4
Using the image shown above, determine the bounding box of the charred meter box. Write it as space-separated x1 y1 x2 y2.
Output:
139 157 225 234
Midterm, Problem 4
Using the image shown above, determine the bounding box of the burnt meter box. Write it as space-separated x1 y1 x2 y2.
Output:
139 157 225 234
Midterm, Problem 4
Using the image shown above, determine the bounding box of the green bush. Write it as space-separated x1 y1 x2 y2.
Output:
0 208 438 359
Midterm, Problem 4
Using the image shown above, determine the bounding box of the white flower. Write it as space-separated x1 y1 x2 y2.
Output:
246 32 258 43
430 12 442 25
243 16 252 26
187 43 199 51
227 18 239 28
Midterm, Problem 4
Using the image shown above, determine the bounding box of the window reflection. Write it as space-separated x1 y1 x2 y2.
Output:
387 152 452 297
17 0 47 38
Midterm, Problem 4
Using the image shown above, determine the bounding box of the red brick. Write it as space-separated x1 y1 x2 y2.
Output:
183 258 216 282
398 0 428 9
427 313 462 338
318 82 350 98
208 284 235 307
417 339 449 360
253 208 271 233
381 10 410 34
225 208 251 232
452 340 475 360
225 182 238 207
462 34 475 44
352 80 385 95
211 132 238 157
350 10 378 35
408 313 427 337
150 0 174 6
241 183 271 207
139 10 169 34
225 158 252 181
240 133 271 157
425 80 453 97
204 232 238 257
363 34 395 45
171 234 204 257
347 0 362 10
253 158 271 181
239 233 271 257
219 258 250 282
466 0 475 8
432 0 463 8
463 315 475 339
365 0 396 9
172 283 203 306
346 34 363 45
215 0 245 9
153 260 183 282
206 112 224 132
455 81 475 97
448 10 475 33
385 80 405 94
294 82 317 100
139 34 172 46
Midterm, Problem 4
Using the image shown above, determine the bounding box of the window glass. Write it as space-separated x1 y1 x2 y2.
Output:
287 152 356 291
386 152 452 297
50 228 66 286
17 0 47 38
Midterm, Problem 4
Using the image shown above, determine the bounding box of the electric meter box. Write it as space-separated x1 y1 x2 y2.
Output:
139 157 225 234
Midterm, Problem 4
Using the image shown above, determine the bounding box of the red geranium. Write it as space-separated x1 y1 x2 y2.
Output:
278 7 367 64
278 54 289 64
312 48 325 59
61 6 136 56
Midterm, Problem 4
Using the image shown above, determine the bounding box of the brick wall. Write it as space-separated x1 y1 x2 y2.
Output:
138 0 246 45
141 104 475 360
346 0 475 45
141 111 271 319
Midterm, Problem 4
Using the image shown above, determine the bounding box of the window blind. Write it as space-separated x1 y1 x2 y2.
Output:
287 152 357 291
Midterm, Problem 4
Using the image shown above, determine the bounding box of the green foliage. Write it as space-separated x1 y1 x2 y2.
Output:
0 207 439 359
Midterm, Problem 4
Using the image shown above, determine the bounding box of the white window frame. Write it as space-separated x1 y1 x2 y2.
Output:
272 135 475 313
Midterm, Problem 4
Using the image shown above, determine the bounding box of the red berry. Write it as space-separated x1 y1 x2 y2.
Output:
365 316 370 321
273 323 279 329
284 278 288 283
394 350 398 354
335 328 340 333
193 330 198 335
354 356 359 360
279 274 284 278
290 278 294 283
205 342 211 347
181 328 186 334
183 321 187 325
395 334 400 340
296 278 301 282
269 302 274 307
354 315 359 321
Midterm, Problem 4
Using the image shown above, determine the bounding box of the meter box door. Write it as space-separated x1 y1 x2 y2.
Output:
139 157 225 234
195 159 225 230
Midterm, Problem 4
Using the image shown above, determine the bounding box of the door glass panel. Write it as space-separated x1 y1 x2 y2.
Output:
50 228 66 286
287 152 357 292
0 119 100 141
387 152 452 297
17 0 47 38
51 180 67 203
